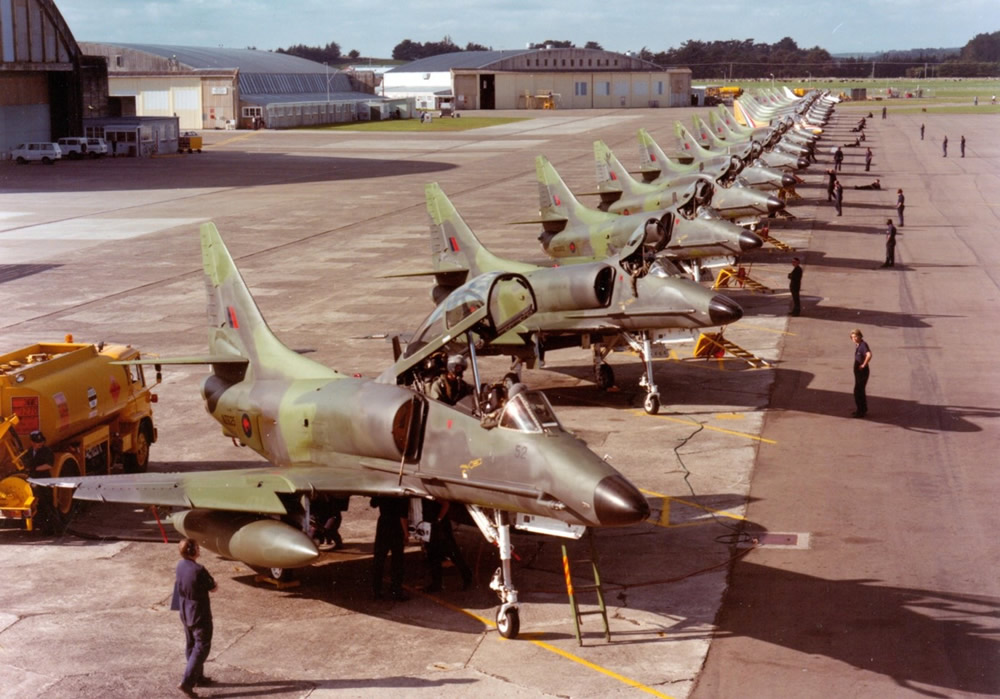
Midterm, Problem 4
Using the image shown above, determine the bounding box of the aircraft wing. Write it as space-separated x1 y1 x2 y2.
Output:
31 460 422 515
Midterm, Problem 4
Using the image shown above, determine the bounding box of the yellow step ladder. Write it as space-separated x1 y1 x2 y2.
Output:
561 529 610 646
713 265 775 293
693 332 771 368
756 223 795 252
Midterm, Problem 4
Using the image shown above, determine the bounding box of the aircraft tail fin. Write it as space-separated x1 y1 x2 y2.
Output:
201 222 336 380
637 128 666 174
425 183 530 278
536 155 590 227
674 121 714 159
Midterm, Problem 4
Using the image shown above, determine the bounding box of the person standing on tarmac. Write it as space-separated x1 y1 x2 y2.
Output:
942 136 948 157
896 189 905 227
961 135 966 158
422 499 473 593
371 496 410 601
881 219 897 268
850 330 872 418
833 180 844 216
171 538 217 697
864 147 873 172
788 258 803 316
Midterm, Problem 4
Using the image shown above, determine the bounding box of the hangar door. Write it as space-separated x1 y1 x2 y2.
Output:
479 74 495 110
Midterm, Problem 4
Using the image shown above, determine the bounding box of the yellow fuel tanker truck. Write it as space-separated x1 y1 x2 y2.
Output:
0 339 159 529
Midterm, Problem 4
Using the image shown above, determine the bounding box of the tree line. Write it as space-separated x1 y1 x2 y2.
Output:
274 31 1000 77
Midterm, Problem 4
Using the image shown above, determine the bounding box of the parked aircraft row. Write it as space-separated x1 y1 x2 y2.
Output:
33 90 838 639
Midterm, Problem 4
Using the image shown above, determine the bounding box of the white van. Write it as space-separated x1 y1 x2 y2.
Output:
10 142 62 164
57 137 109 159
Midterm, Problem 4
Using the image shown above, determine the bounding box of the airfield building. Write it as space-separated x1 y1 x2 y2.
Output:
79 43 399 130
382 48 692 111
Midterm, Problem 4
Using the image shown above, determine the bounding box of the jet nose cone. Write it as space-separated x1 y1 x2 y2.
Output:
594 475 650 526
797 157 810 169
766 195 785 214
781 173 797 188
740 230 764 251
709 294 744 325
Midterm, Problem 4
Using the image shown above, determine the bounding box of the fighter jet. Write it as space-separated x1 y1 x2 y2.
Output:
32 222 650 639
530 155 763 279
637 128 740 184
419 182 743 413
689 115 762 163
594 140 785 227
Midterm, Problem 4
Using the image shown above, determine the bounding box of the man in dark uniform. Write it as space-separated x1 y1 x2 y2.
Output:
371 496 409 601
881 219 897 268
864 147 873 172
960 135 966 158
942 135 948 157
171 538 217 696
826 169 836 201
422 499 473 593
833 146 844 172
833 180 843 216
896 189 905 227
920 123 925 140
788 258 803 316
850 329 872 418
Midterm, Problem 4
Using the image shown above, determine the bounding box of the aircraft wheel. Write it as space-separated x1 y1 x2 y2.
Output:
497 607 520 639
643 393 660 415
595 363 614 390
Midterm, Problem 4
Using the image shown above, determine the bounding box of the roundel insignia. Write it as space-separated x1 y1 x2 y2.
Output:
553 195 561 206
622 209 630 215
241 413 253 438
610 172 617 180
569 242 576 253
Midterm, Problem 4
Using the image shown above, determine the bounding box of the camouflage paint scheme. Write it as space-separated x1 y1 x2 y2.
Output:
33 223 650 574
532 155 762 264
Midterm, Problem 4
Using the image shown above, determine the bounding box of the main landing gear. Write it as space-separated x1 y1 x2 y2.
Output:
467 505 521 639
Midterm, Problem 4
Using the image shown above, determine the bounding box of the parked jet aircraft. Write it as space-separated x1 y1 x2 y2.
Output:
636 128 739 184
421 182 743 413
33 222 651 639
528 156 762 280
594 140 784 226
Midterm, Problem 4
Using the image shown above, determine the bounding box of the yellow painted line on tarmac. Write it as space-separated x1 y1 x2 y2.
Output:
627 410 777 444
640 489 747 528
416 592 675 697
213 131 259 147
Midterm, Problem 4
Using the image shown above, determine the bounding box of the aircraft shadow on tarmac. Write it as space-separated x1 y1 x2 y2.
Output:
538 362 997 433
1 152 457 193
714 560 1000 696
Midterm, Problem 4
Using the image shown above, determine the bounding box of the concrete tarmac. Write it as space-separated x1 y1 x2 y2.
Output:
0 103 996 698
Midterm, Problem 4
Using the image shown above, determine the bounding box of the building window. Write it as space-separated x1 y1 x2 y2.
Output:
570 59 574 66
561 59 566 66
588 59 592 67
115 55 123 67
575 81 588 96
544 59 548 66
614 60 618 66
656 81 664 95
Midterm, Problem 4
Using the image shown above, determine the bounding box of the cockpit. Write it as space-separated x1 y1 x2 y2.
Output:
497 390 562 434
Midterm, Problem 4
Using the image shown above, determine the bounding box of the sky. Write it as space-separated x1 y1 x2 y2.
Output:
56 0 999 59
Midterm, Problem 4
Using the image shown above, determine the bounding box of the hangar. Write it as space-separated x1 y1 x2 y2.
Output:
78 43 397 130
381 48 692 111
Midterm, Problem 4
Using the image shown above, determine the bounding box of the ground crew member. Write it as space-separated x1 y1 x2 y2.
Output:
850 330 872 418
864 147 873 172
960 135 966 158
371 496 409 601
881 219 897 269
833 180 843 216
826 169 836 201
171 538 217 696
920 123 925 140
896 189 905 227
422 499 473 593
788 258 803 316
834 146 844 172
942 136 948 157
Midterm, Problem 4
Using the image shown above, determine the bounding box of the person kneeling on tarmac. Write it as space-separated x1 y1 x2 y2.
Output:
429 354 472 406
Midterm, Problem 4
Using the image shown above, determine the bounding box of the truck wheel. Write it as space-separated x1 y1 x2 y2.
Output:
124 423 152 473
49 456 81 534
16 156 26 164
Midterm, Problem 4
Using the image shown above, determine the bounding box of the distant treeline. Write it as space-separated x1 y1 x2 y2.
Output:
273 31 1000 77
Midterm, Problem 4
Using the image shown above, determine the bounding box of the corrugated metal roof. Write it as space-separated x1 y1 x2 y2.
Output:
241 92 383 106
100 43 327 73
388 50 533 73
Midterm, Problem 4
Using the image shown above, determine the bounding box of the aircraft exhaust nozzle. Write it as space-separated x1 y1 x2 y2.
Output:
593 475 650 526
796 157 810 170
781 173 797 188
766 196 785 214
173 509 320 569
709 295 744 326
739 230 764 252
